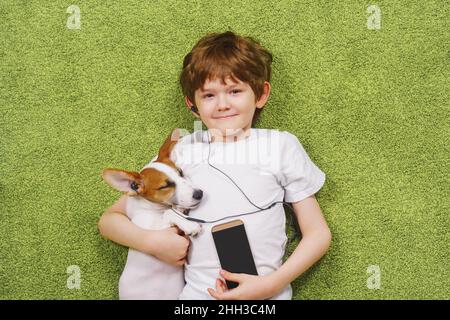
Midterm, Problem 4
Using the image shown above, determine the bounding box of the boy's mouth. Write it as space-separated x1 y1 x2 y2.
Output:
213 114 238 120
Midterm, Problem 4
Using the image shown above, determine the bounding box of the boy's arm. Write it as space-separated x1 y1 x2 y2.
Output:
267 195 332 295
98 194 154 254
208 195 331 299
98 195 191 266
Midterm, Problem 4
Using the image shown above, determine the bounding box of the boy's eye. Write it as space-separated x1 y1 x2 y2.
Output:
202 90 241 99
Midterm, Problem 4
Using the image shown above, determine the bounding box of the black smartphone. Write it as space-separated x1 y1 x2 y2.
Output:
211 219 258 289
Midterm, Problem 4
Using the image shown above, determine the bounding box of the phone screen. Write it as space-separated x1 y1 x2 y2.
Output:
211 220 258 289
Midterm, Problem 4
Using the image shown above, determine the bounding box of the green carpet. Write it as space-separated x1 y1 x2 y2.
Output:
1 0 448 299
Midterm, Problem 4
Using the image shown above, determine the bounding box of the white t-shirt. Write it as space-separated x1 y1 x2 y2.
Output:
145 128 326 300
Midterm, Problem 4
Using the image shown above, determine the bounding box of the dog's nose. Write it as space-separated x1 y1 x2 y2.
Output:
193 189 203 200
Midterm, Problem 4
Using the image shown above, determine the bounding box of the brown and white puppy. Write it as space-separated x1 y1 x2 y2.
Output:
102 129 203 300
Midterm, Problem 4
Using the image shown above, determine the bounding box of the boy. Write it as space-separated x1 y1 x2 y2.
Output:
98 31 331 300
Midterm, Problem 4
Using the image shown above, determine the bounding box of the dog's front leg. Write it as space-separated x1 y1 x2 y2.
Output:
163 210 202 236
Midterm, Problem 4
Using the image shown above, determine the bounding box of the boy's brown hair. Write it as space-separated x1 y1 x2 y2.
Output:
179 31 273 125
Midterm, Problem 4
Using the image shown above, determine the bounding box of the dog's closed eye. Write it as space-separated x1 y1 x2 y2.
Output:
178 169 184 177
158 180 175 190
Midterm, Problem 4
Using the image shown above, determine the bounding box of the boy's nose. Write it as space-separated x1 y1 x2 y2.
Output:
192 189 203 200
218 104 230 111
217 96 231 111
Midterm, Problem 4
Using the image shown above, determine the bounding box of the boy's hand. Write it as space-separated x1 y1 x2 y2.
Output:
207 270 278 300
149 226 190 266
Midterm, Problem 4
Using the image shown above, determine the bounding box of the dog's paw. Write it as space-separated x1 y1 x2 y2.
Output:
182 222 202 237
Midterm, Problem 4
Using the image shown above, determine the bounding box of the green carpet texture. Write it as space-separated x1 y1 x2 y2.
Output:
1 0 448 300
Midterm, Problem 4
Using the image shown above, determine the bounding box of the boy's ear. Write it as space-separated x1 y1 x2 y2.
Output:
255 81 271 108
185 96 201 118
184 96 194 108
102 168 141 196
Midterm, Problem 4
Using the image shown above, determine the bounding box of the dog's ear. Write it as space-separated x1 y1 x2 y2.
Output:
102 168 142 196
156 128 183 163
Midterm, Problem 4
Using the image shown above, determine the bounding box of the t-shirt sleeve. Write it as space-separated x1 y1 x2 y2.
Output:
277 132 326 203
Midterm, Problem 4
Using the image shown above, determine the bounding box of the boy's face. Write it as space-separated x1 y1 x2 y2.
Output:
185 76 270 142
